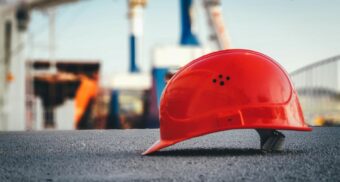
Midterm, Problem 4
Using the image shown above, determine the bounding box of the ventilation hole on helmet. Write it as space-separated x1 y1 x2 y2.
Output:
226 76 230 80
220 81 224 86
219 74 223 78
212 79 217 83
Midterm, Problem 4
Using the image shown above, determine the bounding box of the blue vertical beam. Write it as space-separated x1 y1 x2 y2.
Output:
180 0 200 46
108 90 121 129
128 1 145 73
152 68 169 106
148 67 168 128
129 35 139 72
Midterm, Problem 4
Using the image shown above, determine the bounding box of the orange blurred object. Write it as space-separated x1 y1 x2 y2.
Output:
6 72 14 82
74 75 98 127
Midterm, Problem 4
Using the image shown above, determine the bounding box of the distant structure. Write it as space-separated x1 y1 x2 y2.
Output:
1 0 231 131
0 0 78 131
203 0 231 50
290 55 340 126
128 0 147 73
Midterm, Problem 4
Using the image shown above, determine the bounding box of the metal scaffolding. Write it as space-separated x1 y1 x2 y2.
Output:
290 55 340 126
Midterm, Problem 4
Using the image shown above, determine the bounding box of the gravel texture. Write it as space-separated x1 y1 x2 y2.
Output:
0 127 339 181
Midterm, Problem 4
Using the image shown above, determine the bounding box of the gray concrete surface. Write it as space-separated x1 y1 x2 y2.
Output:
0 127 339 181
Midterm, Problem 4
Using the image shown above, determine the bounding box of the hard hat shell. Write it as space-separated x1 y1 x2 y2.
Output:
143 49 312 155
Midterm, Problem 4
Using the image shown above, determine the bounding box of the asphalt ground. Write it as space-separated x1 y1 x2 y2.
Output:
0 127 339 181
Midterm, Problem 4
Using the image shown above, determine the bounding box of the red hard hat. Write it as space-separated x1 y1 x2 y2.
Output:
143 49 312 155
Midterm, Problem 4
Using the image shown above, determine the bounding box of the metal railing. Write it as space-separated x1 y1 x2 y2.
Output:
290 55 340 126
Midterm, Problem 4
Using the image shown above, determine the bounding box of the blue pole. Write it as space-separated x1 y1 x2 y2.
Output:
180 0 200 46
129 35 139 72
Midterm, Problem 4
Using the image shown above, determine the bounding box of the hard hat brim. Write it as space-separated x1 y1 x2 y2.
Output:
142 139 177 155
142 125 312 155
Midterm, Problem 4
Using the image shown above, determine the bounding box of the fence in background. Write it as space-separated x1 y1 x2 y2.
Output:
290 55 340 126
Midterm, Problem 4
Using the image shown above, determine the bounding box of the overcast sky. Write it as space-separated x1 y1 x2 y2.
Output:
28 0 340 79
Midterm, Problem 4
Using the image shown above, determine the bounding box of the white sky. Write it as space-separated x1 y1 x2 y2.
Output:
28 0 340 79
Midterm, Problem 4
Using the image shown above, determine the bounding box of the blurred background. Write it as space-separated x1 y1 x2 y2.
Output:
0 0 339 131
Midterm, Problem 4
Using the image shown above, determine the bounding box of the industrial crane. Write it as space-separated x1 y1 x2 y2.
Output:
152 0 231 105
0 0 79 130
128 0 147 73
203 0 231 50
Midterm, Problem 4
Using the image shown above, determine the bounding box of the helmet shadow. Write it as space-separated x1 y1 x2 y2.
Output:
146 147 304 157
